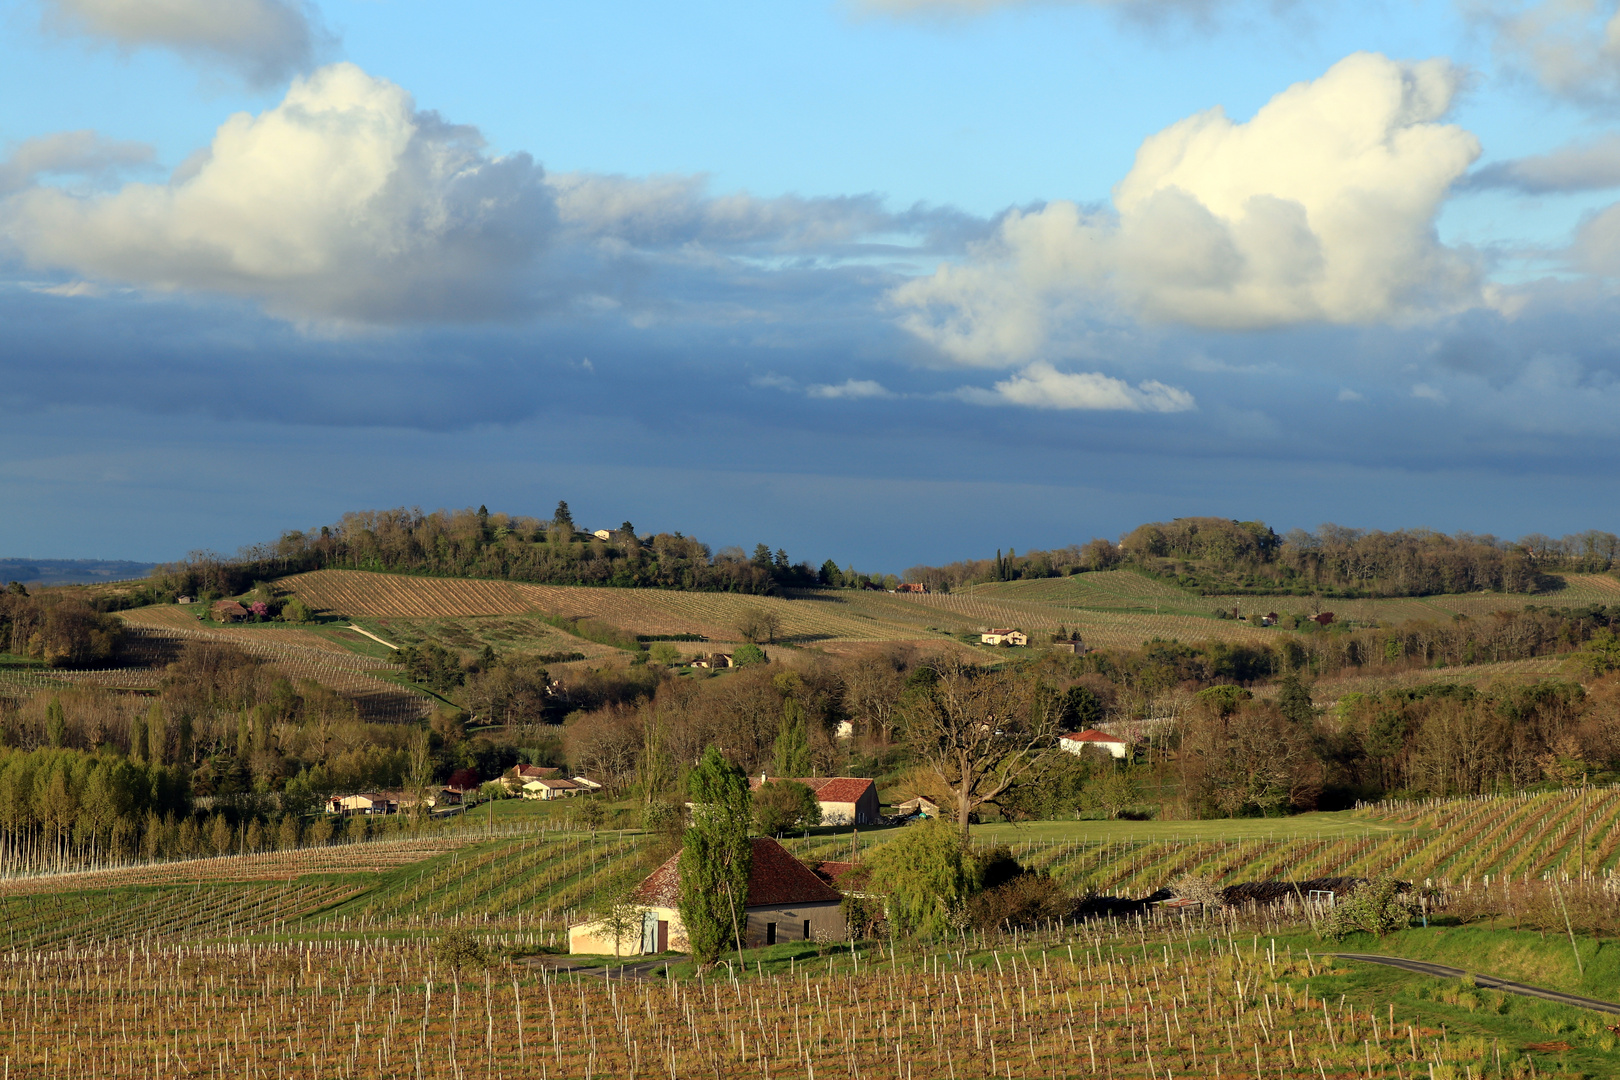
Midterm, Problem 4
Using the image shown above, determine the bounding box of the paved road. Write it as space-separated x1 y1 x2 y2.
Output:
1332 953 1620 1015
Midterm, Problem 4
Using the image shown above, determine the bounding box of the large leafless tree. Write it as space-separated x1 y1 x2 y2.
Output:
899 660 1060 839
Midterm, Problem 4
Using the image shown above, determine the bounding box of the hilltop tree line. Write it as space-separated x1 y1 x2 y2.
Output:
142 504 826 601
903 517 1620 598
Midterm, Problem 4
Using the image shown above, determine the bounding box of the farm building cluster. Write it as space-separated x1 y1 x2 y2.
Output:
324 765 601 815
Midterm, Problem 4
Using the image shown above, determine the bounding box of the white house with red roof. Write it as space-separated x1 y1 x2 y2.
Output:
748 775 880 825
1058 729 1130 759
567 836 845 955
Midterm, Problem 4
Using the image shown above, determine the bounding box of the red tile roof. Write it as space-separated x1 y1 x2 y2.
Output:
632 837 842 908
1061 729 1126 744
809 777 875 804
747 776 875 804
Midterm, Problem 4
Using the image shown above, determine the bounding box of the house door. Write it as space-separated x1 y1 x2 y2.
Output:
802 920 810 941
765 922 776 946
657 920 669 953
641 911 659 955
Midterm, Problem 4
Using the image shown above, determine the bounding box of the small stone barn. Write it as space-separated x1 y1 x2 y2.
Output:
568 837 845 955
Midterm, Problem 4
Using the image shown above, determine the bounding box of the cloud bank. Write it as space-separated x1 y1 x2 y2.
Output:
892 52 1481 365
3 64 556 323
41 0 329 85
1475 0 1620 106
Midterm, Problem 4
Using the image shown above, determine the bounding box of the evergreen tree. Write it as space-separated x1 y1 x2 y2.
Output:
45 697 66 749
677 746 753 969
1276 671 1315 725
128 711 147 764
772 699 812 778
552 501 574 530
144 702 166 766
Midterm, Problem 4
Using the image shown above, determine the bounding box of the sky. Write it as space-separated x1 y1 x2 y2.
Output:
4 0 1620 572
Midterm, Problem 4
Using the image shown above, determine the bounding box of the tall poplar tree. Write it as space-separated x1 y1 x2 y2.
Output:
677 745 752 969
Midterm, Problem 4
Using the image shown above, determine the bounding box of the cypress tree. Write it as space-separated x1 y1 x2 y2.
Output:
772 699 812 778
677 745 753 969
45 697 66 749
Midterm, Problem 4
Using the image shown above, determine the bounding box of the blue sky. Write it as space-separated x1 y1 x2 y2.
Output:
4 0 1620 571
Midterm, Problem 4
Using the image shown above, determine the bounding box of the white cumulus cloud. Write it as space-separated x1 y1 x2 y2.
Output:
959 362 1196 411
41 0 329 86
2 63 556 323
892 52 1482 366
806 378 895 399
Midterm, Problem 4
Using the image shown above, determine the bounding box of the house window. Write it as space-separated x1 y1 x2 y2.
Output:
765 922 776 946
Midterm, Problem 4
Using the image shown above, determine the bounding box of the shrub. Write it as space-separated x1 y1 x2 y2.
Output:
431 929 489 970
1318 876 1416 939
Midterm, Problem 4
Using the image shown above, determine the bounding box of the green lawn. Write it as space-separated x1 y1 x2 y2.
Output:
1273 925 1620 1003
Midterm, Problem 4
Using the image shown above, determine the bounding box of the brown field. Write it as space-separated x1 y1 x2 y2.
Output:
279 569 1270 652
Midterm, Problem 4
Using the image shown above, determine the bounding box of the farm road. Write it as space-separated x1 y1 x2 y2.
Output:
524 956 667 981
1333 953 1620 1015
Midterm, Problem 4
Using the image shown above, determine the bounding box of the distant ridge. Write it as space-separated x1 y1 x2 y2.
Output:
0 558 158 586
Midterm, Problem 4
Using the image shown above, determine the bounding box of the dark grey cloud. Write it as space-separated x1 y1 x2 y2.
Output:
0 130 154 196
40 0 333 87
1464 135 1620 194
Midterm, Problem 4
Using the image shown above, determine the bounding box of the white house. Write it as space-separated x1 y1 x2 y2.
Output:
1058 729 1130 759
523 778 580 800
326 793 398 815
981 628 1029 646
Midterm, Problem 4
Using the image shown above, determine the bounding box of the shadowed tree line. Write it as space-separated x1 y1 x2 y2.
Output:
904 517 1620 598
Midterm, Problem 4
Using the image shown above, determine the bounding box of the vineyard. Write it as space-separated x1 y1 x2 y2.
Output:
787 788 1620 901
276 568 1273 651
2 884 1611 1078
2 788 1620 1076
99 613 437 722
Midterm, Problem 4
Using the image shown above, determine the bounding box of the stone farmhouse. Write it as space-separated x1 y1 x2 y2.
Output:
568 836 845 955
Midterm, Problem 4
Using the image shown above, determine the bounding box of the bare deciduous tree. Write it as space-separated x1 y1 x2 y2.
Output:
898 660 1060 839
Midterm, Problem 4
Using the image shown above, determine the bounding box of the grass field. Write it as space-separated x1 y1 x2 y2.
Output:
970 569 1620 623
